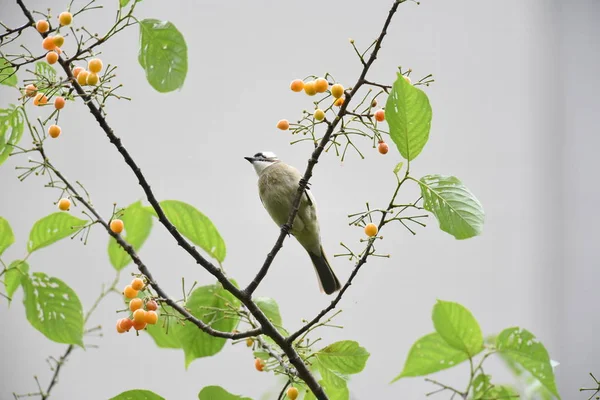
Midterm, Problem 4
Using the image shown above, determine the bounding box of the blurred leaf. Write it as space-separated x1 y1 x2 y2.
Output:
27 212 87 252
178 283 240 367
198 386 252 400
34 62 57 93
0 105 24 166
119 0 130 7
22 272 84 346
432 300 483 356
315 340 369 375
485 385 519 399
391 332 470 382
472 374 492 399
110 390 165 400
0 58 17 87
108 201 153 270
319 379 349 400
147 200 226 262
4 260 29 302
138 19 187 92
254 297 288 335
145 305 182 349
393 162 403 175
496 327 560 398
0 216 15 255
385 72 432 161
418 174 485 239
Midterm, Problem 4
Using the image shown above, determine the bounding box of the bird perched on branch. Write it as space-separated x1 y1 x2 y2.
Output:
245 151 341 294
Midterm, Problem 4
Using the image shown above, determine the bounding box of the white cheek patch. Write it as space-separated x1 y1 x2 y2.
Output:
252 160 273 175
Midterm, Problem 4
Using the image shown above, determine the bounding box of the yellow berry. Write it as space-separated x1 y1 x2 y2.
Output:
314 78 328 93
59 12 73 26
144 310 158 325
334 97 345 107
52 35 64 48
86 72 99 86
110 219 124 234
290 79 304 92
287 387 299 400
88 58 103 73
48 124 61 138
303 81 317 96
131 278 144 291
246 338 254 347
314 109 325 121
72 66 83 77
46 51 59 65
42 36 56 51
331 83 344 98
133 308 146 323
36 20 49 33
129 297 143 312
58 198 71 211
123 285 138 299
365 223 378 237
77 70 89 86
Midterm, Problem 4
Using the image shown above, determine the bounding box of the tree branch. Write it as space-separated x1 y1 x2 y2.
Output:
244 0 405 296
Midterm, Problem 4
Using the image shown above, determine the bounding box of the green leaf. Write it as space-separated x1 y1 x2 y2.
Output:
254 297 287 334
27 212 87 252
4 260 29 301
178 283 240 367
22 272 84 346
496 327 560 398
0 58 17 87
0 216 15 255
432 300 483 356
34 62 57 93
418 175 485 240
385 72 432 161
315 340 370 375
138 19 187 93
108 201 153 270
472 374 492 399
149 200 226 262
0 105 25 166
391 332 470 382
198 386 252 400
145 305 182 349
320 379 349 400
119 0 130 7
484 385 519 399
393 162 404 175
110 389 165 400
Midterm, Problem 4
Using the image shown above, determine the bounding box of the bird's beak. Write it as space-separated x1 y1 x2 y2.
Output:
244 156 254 163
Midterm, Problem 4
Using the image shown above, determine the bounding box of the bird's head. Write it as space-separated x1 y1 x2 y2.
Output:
244 151 280 175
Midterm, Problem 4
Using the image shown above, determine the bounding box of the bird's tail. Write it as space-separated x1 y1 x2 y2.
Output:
308 246 341 295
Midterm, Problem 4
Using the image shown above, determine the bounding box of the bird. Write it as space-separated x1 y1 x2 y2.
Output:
245 151 341 294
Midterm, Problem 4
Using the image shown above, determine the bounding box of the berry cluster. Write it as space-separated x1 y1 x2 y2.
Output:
116 277 159 333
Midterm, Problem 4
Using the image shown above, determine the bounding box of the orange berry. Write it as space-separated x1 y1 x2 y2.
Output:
132 320 147 331
129 298 143 312
290 79 304 92
277 119 290 130
145 300 158 311
72 66 83 77
76 70 89 86
58 198 71 211
303 81 317 96
52 35 64 48
25 84 37 97
314 78 328 93
133 308 146 323
36 20 49 33
42 36 56 51
54 96 65 110
86 72 99 86
254 358 265 372
246 338 254 347
378 141 389 155
46 51 59 65
119 318 133 332
58 12 73 26
144 310 158 325
403 75 412 84
123 285 138 299
314 109 325 121
374 109 385 122
48 124 61 138
131 278 144 291
334 97 345 107
331 83 344 99
116 319 127 333
88 58 103 73
110 219 124 234
33 93 48 106
287 387 299 400
54 47 62 55
365 223 378 237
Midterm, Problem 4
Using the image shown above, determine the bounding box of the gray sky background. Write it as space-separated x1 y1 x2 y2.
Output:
1 0 598 399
